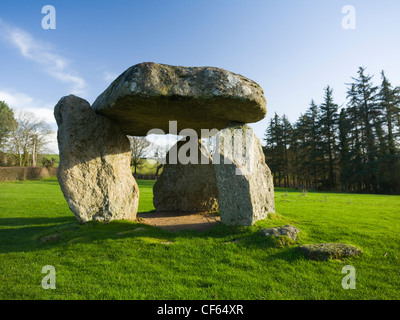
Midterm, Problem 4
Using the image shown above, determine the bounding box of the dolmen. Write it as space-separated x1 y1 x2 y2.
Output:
55 62 275 225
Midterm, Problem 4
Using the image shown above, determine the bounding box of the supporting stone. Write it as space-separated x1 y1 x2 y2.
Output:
153 138 218 212
213 123 275 225
54 95 139 223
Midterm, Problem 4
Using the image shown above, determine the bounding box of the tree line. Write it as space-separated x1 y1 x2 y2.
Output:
263 67 400 195
0 101 52 167
0 98 168 172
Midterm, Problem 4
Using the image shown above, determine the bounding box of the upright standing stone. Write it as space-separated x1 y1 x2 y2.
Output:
153 138 219 212
55 95 139 223
214 123 275 225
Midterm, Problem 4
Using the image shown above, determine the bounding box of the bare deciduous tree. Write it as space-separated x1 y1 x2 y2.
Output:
8 111 52 167
128 136 151 174
152 144 169 176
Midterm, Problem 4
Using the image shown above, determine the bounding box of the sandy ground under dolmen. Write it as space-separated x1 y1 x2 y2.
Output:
137 211 221 232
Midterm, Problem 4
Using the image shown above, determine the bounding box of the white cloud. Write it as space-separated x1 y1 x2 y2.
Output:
0 90 56 124
103 71 118 83
0 19 87 95
0 89 58 153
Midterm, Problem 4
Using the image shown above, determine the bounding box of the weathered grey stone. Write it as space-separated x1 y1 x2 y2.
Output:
92 62 267 136
153 138 218 212
40 234 61 243
214 123 275 225
55 95 139 223
297 243 363 261
261 225 300 240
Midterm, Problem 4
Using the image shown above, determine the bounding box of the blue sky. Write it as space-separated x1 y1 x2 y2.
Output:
1 0 400 153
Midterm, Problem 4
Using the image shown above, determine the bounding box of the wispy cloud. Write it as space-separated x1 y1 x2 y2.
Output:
103 71 118 83
0 89 56 124
0 89 59 153
0 19 87 95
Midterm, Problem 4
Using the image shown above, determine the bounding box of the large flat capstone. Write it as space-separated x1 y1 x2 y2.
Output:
92 62 267 136
55 95 139 223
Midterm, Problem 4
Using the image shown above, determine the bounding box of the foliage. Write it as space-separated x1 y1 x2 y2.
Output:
264 67 400 194
0 101 17 152
41 157 56 169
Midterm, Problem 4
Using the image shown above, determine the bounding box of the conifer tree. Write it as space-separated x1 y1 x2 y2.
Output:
318 86 339 190
346 67 379 192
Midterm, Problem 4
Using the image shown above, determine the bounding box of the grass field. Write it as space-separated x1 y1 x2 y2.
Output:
0 178 399 300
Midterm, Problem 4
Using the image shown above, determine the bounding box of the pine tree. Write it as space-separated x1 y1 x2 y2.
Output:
318 86 339 190
293 100 321 189
346 67 379 192
378 71 400 155
305 100 321 189
264 113 283 186
376 71 400 193
338 108 351 191
281 115 293 187
264 68 400 195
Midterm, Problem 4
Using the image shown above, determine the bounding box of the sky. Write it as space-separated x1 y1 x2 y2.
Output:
1 0 400 153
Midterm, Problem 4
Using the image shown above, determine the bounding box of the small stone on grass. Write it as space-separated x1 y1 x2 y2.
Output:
297 243 362 261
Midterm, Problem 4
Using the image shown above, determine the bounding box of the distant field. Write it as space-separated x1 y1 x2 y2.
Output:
41 154 161 176
0 178 399 299
131 159 163 175
40 154 60 167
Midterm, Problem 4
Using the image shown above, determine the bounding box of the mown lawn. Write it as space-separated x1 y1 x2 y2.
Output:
0 178 399 300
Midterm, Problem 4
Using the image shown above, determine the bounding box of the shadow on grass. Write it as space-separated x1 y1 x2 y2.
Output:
0 216 74 227
0 214 304 264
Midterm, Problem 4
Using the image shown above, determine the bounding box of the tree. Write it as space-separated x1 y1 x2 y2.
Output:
42 157 56 169
346 67 379 192
152 144 168 176
377 71 400 155
128 136 151 174
338 108 352 191
318 86 339 190
8 111 52 167
281 115 294 187
376 71 400 193
264 113 284 186
263 113 293 187
294 100 321 189
0 101 17 152
264 67 400 194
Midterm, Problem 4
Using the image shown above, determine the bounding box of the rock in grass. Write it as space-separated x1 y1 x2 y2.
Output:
261 225 300 241
40 234 61 243
297 243 362 261
55 95 139 223
92 62 267 136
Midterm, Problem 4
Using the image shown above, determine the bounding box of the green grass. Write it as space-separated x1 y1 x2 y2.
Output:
0 178 399 299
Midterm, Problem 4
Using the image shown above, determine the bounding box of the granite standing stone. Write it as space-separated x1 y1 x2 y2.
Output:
213 123 275 225
55 95 139 223
153 138 219 212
